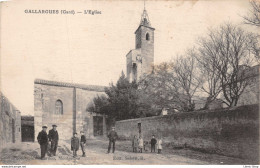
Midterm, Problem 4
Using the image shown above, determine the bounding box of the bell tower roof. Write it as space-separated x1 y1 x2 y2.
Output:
140 9 151 27
135 2 155 34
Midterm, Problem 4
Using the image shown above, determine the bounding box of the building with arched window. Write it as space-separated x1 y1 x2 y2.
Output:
34 79 107 140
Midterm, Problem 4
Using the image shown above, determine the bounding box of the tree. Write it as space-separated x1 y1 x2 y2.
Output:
89 71 154 122
196 32 223 109
138 63 178 113
86 95 110 114
105 71 139 120
139 50 202 112
242 0 260 27
197 23 259 107
241 0 260 61
170 49 202 111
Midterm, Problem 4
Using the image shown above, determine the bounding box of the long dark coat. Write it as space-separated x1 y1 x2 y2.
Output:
48 129 59 142
37 130 48 145
71 137 80 151
107 131 118 141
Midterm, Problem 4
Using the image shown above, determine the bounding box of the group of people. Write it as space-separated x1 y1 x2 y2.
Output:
132 135 162 154
37 125 59 160
70 131 87 157
106 127 163 154
37 126 162 159
37 125 87 159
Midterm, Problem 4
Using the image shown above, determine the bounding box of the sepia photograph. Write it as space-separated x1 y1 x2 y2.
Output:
0 0 259 166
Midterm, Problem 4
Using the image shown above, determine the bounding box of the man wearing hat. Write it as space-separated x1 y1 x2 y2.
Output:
107 126 118 154
48 124 59 156
37 126 48 159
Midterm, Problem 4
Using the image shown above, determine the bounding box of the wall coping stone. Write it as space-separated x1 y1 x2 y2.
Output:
116 104 259 123
35 79 106 92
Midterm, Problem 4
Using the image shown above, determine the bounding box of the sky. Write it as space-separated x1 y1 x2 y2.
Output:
0 0 257 115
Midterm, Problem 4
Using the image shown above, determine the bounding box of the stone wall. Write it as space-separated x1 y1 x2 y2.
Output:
34 83 74 140
0 92 21 149
34 79 106 140
126 48 142 82
75 88 106 138
237 65 259 106
115 104 259 161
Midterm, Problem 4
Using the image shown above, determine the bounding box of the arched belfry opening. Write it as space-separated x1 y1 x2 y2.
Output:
146 33 150 41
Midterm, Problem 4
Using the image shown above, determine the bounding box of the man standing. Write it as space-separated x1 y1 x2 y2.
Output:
48 124 59 156
80 131 86 157
37 126 48 160
107 127 118 154
150 135 157 153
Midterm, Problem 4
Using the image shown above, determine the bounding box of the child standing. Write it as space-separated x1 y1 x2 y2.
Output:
71 132 80 157
157 137 162 154
80 131 86 157
138 136 144 153
132 135 138 153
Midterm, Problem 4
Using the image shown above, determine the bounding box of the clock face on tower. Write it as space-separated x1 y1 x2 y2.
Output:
136 55 142 62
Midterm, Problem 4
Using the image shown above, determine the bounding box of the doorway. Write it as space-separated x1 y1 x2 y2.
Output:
12 119 15 143
138 123 141 137
22 125 34 142
93 116 103 136
21 116 35 142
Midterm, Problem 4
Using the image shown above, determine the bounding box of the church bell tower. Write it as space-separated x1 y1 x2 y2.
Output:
126 4 155 82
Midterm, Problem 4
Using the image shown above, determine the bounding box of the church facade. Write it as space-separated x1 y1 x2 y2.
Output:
126 8 155 82
34 79 107 140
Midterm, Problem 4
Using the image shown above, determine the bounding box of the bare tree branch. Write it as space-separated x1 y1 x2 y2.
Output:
242 0 260 27
197 23 259 107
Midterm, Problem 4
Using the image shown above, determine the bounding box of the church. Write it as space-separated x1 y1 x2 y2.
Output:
33 7 155 140
126 7 155 82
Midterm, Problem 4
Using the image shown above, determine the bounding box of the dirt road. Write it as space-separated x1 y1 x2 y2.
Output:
0 139 253 165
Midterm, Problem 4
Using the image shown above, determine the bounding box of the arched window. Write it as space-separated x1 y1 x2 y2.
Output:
55 100 63 115
146 33 150 41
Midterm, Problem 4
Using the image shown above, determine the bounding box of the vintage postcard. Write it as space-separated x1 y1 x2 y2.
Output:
0 0 259 166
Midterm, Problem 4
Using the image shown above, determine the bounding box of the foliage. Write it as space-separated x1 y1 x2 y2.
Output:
89 71 154 121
